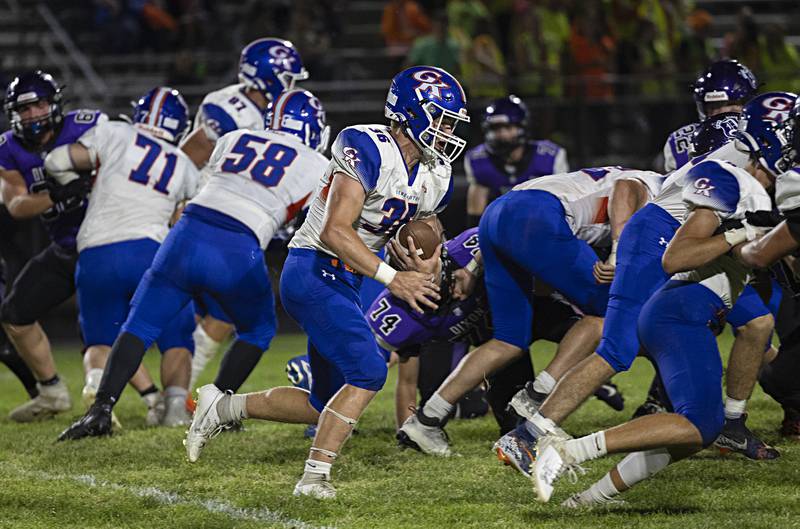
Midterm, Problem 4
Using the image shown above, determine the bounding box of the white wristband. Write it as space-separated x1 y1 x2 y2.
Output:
465 257 483 276
374 262 397 286
608 239 619 267
724 228 747 247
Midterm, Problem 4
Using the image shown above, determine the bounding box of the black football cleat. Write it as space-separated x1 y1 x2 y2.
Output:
57 401 114 441
593 382 625 411
714 414 780 460
780 407 800 440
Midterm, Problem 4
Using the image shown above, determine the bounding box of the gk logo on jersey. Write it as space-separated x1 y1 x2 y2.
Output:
342 147 360 170
693 177 715 197
411 70 449 101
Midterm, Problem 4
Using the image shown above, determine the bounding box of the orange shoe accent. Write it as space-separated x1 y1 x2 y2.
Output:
495 448 511 466
185 393 197 414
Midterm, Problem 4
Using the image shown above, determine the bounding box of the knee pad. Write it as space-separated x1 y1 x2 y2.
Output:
683 407 724 447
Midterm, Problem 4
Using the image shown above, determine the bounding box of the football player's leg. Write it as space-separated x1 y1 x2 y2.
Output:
211 263 276 393
190 295 233 390
3 244 77 421
156 304 195 426
534 283 722 502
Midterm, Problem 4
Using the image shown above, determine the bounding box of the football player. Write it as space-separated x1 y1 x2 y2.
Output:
496 96 793 474
398 165 664 456
183 67 469 499
56 89 326 441
661 59 758 172
366 227 622 436
0 71 106 421
535 102 782 507
465 95 568 226
45 87 200 427
180 38 308 391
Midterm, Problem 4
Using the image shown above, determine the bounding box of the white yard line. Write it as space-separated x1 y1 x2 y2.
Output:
6 463 334 529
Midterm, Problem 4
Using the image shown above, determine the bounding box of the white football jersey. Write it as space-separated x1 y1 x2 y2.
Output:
191 128 327 248
776 167 800 213
652 141 751 221
512 167 664 245
77 121 200 252
672 159 771 307
290 124 453 255
193 83 266 142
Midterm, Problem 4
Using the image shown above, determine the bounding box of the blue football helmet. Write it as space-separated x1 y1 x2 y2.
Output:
4 70 63 144
131 87 190 144
482 95 529 156
385 66 470 164
692 60 759 120
735 91 798 176
690 112 739 158
239 38 308 102
269 89 330 153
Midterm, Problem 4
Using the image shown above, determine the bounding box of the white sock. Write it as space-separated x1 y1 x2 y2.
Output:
532 370 556 395
524 412 558 437
616 449 672 488
190 325 221 388
164 385 188 401
216 393 248 423
85 368 104 390
581 473 621 504
565 431 607 464
724 397 747 420
304 458 332 477
422 393 454 422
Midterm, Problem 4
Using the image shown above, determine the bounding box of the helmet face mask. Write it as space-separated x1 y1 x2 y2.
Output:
4 70 64 145
414 100 468 164
482 95 529 157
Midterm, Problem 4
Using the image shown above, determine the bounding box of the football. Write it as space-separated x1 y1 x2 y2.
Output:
393 220 440 260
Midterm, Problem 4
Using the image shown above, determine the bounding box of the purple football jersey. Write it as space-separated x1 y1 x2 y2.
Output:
368 228 492 351
0 109 104 249
662 122 698 172
464 140 567 196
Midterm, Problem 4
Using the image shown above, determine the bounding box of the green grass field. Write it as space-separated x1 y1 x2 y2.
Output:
0 333 798 529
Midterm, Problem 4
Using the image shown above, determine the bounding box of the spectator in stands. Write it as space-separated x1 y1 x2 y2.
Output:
460 17 506 99
511 0 569 98
447 0 489 41
677 8 715 78
568 5 615 100
406 10 461 74
381 0 432 56
633 19 677 97
724 6 762 71
760 23 800 93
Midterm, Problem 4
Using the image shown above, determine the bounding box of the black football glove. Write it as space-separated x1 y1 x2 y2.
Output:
46 177 91 204
745 210 784 228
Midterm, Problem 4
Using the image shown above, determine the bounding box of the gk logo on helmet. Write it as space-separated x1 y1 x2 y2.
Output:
411 70 450 101
269 46 296 68
762 96 794 124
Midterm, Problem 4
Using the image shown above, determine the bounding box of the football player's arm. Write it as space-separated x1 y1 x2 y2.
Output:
738 221 800 269
662 207 730 274
593 179 648 283
180 127 215 169
0 169 53 219
466 182 489 225
320 172 440 312
395 355 419 429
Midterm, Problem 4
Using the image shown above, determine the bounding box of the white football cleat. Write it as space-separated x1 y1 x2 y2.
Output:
9 381 72 422
398 414 451 457
534 434 585 503
507 385 543 422
184 384 227 462
82 384 122 430
293 472 337 499
561 492 626 509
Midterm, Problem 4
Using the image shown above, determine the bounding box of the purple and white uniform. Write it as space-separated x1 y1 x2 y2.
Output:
0 109 106 249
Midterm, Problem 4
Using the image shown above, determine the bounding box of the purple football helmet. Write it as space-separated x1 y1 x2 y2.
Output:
692 60 758 120
482 95 529 156
4 70 64 144
690 112 739 158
